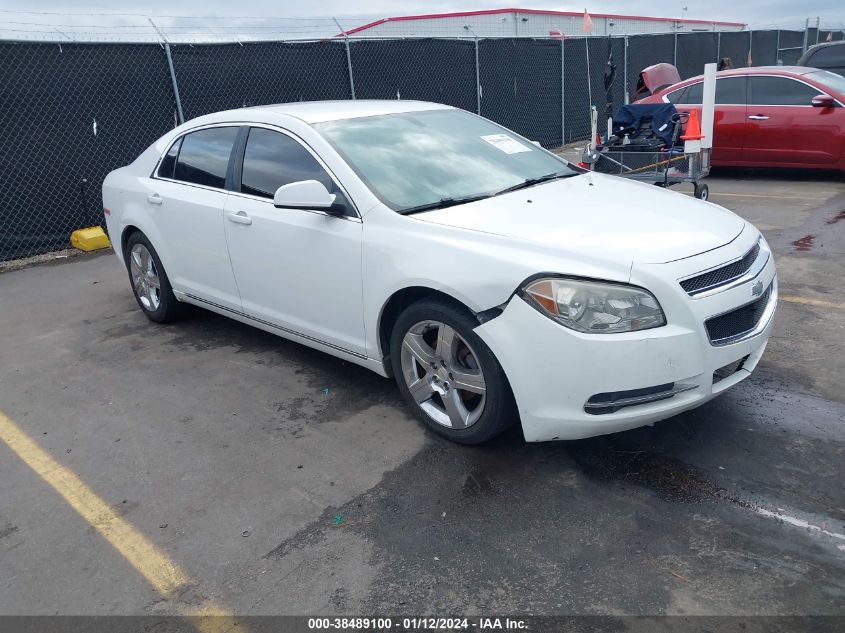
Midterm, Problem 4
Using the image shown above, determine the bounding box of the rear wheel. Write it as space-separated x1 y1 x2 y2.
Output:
125 232 182 323
390 299 516 444
694 182 710 201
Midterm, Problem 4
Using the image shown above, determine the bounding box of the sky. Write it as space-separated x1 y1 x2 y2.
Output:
2 1 844 41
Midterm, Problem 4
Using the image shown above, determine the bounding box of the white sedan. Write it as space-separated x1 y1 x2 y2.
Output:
103 100 777 444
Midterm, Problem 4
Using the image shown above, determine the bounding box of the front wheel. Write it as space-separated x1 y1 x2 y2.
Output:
390 299 516 444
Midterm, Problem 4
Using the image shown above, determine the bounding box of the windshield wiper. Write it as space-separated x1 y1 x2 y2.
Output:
398 171 576 215
398 194 491 216
493 171 576 197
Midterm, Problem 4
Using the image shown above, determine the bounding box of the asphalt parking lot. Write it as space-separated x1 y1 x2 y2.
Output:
1 168 844 619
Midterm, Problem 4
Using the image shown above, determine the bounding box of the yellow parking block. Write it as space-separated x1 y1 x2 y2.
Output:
70 226 111 252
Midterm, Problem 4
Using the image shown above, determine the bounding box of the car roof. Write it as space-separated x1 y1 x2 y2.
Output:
662 66 824 91
805 41 845 51
188 100 453 126
710 65 818 77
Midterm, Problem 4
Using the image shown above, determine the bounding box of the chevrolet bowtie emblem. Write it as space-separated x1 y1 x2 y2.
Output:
751 280 764 297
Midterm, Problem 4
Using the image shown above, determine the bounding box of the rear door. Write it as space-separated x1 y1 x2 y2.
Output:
670 77 747 163
151 125 242 311
743 75 841 165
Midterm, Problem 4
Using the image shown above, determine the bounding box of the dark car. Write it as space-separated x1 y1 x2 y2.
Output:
637 66 845 171
798 41 845 77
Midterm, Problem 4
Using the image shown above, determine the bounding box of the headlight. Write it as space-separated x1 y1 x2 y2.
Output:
521 277 666 333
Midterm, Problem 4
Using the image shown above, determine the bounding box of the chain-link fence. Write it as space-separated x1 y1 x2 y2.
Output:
1 27 843 261
0 42 177 261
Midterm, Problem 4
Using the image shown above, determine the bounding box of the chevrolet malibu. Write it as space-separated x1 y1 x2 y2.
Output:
102 101 777 444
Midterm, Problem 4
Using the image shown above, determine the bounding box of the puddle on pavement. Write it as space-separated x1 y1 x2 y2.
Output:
99 321 151 341
567 444 765 512
568 448 715 503
791 234 815 252
461 465 495 497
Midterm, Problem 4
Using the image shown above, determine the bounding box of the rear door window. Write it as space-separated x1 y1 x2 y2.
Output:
715 77 746 104
672 77 745 105
676 82 703 104
173 127 239 189
749 76 823 105
157 138 181 179
665 86 688 103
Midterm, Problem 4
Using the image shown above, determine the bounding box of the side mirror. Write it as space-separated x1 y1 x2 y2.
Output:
273 180 343 214
812 95 835 108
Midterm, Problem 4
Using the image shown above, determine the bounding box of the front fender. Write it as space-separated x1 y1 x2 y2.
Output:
361 205 632 362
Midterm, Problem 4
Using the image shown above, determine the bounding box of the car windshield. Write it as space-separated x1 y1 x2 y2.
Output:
313 109 577 213
806 70 845 96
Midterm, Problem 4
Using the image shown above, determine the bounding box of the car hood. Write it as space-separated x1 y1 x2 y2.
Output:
412 173 745 265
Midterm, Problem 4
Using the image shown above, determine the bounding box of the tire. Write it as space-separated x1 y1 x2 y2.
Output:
390 298 517 444
124 231 183 323
695 183 710 201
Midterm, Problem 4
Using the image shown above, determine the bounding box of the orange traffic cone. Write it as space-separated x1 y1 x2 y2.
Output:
681 108 704 141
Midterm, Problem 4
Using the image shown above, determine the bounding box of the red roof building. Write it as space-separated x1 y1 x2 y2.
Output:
338 8 745 38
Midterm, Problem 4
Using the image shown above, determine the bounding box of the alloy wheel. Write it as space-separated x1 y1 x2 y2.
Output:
399 320 487 429
129 243 161 311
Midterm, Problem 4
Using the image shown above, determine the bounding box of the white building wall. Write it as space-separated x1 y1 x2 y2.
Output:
347 12 745 38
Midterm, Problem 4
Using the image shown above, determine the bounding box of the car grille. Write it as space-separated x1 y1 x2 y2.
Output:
680 241 761 296
705 283 772 345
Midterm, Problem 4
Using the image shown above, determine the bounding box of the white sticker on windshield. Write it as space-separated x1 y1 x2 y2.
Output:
481 134 532 155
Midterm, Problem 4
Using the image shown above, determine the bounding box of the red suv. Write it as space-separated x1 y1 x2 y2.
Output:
636 66 845 171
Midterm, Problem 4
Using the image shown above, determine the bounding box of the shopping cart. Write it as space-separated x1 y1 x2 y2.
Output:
582 110 712 200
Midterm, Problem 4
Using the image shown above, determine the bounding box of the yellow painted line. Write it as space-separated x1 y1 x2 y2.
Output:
0 411 241 633
191 611 242 633
780 295 845 310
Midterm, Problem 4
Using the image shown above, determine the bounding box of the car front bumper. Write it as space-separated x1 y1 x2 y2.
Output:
474 233 777 442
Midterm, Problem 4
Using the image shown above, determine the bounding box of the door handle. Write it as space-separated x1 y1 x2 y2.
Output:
748 115 770 120
227 210 252 225
147 193 163 205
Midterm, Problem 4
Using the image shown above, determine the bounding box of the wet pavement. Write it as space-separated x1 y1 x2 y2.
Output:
0 168 844 617
263 370 844 615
